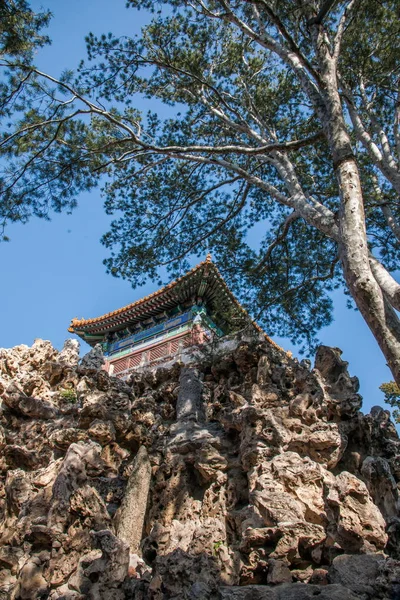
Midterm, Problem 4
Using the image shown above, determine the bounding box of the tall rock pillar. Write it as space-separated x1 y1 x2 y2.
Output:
176 367 204 422
115 446 151 554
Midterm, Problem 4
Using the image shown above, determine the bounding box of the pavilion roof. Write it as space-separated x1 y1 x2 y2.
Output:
69 255 266 346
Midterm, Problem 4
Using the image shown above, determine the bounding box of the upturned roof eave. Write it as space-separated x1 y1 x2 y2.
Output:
69 255 213 334
68 255 245 333
67 256 284 351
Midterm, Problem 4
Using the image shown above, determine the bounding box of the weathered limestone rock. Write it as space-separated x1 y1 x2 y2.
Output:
58 339 80 368
11 554 49 600
3 383 58 419
329 554 386 597
176 367 204 421
314 345 362 418
88 419 116 444
331 470 387 551
47 441 106 533
220 584 360 599
114 446 151 553
266 560 292 584
68 530 129 599
4 469 32 516
80 343 105 370
0 337 400 599
146 549 221 599
49 428 89 450
70 484 111 530
361 455 399 517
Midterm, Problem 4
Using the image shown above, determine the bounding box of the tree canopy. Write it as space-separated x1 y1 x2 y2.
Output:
1 0 400 379
0 0 50 58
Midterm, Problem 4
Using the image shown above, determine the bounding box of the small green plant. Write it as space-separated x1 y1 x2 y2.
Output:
212 540 224 555
59 388 77 403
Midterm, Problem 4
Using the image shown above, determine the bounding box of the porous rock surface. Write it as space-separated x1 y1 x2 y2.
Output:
0 337 399 599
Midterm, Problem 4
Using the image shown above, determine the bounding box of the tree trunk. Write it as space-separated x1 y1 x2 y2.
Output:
336 157 400 384
313 25 400 385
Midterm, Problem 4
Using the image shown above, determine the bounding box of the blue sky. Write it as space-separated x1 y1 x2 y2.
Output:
0 0 395 419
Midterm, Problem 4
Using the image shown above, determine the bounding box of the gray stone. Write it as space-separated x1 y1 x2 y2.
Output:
3 383 58 419
267 560 292 584
114 446 151 553
220 583 360 599
58 339 80 368
370 405 386 418
300 359 311 370
361 455 398 517
80 343 105 370
329 553 385 596
166 420 223 453
47 441 104 533
176 367 204 422
69 530 129 600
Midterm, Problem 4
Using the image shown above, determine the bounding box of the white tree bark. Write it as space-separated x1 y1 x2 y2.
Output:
311 23 400 384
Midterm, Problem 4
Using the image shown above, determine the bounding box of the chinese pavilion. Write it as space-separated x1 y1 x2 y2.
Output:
68 255 263 378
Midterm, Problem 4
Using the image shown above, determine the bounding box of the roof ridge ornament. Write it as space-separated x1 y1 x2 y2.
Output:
206 253 212 262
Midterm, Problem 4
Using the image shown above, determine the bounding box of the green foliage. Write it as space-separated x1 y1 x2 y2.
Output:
380 381 400 422
0 0 51 59
59 388 77 403
212 540 224 555
0 0 54 240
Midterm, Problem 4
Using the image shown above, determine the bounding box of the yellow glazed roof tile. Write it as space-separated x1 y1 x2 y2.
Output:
68 254 287 355
69 256 210 330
